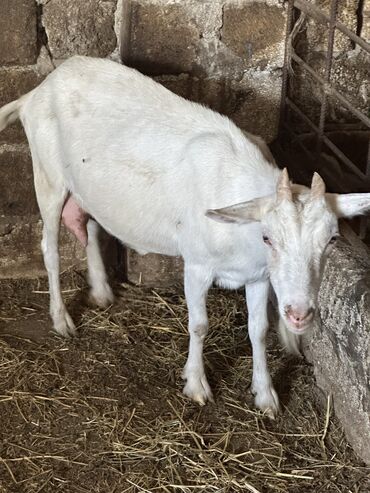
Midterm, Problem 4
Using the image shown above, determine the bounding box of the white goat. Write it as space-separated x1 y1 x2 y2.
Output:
1 56 369 417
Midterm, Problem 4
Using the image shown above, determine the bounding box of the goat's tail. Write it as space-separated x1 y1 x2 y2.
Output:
277 316 301 355
0 96 26 133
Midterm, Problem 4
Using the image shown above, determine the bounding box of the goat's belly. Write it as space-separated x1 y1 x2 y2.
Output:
93 210 181 257
68 187 182 257
104 224 181 257
215 263 269 290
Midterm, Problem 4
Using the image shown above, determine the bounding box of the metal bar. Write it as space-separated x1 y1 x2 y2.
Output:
286 98 367 180
294 0 370 53
322 134 367 180
317 0 339 155
291 52 370 128
282 123 315 159
286 97 320 132
281 123 318 183
282 122 349 192
324 123 368 131
278 0 295 141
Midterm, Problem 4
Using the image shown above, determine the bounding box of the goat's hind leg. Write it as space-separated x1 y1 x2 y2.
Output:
61 197 113 307
33 159 76 337
86 219 114 308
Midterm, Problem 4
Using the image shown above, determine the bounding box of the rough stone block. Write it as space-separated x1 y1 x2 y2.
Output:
305 0 361 53
290 49 369 126
0 215 86 279
127 250 183 286
154 74 280 143
0 67 43 144
129 1 286 77
128 1 201 75
154 74 225 114
221 2 286 70
330 51 369 117
363 0 370 42
308 225 370 465
0 146 38 216
223 71 282 143
154 74 193 101
190 77 225 114
0 0 38 65
42 0 118 59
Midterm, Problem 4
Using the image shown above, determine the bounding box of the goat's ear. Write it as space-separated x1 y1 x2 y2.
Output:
206 196 273 224
326 193 370 218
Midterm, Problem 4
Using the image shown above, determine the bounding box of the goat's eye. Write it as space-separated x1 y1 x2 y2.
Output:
263 235 272 246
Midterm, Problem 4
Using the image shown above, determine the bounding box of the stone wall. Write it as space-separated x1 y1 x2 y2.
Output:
0 0 288 280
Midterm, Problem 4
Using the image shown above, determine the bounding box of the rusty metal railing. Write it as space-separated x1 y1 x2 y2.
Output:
278 0 370 236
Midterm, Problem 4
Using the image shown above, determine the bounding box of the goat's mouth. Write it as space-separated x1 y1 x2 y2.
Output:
285 322 312 335
283 309 316 335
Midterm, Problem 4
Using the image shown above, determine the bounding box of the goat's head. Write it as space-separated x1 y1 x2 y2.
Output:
206 168 370 335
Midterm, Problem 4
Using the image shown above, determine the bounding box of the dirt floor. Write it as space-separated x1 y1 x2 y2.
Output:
0 271 369 493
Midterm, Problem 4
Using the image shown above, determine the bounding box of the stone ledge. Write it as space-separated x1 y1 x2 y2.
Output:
307 223 370 465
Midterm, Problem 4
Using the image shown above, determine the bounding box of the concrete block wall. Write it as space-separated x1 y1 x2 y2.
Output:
0 0 288 280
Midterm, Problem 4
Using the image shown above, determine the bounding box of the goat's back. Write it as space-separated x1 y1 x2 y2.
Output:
19 56 277 257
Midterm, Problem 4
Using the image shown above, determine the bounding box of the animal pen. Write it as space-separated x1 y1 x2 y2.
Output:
0 0 369 492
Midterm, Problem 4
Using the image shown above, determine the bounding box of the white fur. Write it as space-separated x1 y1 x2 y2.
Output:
1 56 369 416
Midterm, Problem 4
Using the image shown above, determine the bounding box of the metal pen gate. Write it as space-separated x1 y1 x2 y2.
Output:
278 0 370 237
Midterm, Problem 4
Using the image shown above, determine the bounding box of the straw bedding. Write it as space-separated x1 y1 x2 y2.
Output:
0 270 369 492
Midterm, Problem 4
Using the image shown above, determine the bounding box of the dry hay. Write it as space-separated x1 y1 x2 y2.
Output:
0 271 369 493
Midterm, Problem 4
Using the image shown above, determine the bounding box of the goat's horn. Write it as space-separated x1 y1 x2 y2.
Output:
277 168 292 202
310 172 326 199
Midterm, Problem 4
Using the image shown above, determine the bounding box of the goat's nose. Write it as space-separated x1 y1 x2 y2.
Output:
285 306 314 326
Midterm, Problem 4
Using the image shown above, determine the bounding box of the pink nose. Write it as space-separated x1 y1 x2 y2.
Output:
285 306 314 327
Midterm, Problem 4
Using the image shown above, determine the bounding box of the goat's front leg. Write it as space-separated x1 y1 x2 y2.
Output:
182 264 213 405
246 280 280 418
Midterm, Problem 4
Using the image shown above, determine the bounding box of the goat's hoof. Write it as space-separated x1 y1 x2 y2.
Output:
253 386 280 419
182 371 214 405
53 311 76 337
89 284 114 308
264 408 277 420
